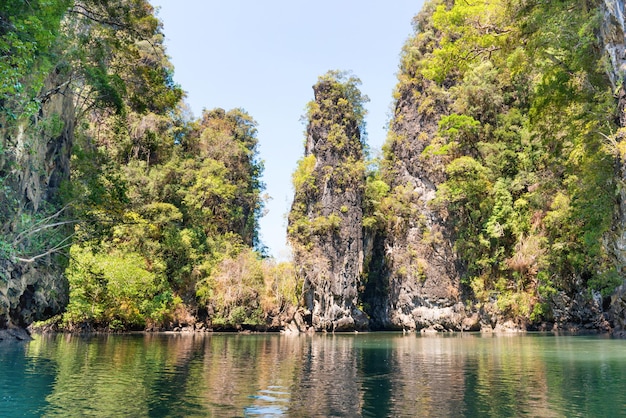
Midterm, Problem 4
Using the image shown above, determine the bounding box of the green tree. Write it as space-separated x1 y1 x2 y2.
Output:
377 0 620 323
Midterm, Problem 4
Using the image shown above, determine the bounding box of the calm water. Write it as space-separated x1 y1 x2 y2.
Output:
1 332 625 417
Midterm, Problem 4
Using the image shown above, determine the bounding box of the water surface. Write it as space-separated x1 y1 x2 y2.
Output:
1 332 625 417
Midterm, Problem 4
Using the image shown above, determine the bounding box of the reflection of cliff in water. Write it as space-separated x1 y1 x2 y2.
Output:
7 333 626 416
197 334 306 416
461 335 556 417
288 335 364 416
390 335 467 416
286 334 469 416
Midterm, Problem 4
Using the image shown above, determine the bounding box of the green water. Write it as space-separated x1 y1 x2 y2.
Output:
1 333 625 417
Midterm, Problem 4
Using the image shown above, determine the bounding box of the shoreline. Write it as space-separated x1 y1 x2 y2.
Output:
19 326 623 338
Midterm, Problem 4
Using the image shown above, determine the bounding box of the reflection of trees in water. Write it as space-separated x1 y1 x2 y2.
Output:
290 334 469 416
462 335 626 417
193 334 307 416
358 335 394 417
19 333 626 416
28 333 310 416
390 334 562 416
287 334 556 416
144 333 208 416
462 335 557 417
38 333 548 416
29 334 181 416
288 334 468 416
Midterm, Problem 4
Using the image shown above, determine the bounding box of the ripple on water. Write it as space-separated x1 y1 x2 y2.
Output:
244 386 290 416
4 333 626 417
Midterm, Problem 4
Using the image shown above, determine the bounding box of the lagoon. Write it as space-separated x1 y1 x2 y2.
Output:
1 332 625 417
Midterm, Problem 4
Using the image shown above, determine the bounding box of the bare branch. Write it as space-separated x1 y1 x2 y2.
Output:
15 242 74 264
38 78 72 104
13 220 79 246
15 230 76 263
12 203 73 244
461 45 501 62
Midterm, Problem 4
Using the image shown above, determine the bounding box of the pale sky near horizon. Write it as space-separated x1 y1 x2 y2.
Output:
148 1 425 259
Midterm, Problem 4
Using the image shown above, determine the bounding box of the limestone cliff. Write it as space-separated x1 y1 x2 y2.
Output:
363 2 468 332
288 72 369 331
363 0 624 333
602 0 626 92
0 71 73 329
603 0 626 334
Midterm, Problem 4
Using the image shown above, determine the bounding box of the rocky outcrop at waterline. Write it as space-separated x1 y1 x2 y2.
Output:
288 72 369 332
0 327 31 342
609 283 626 336
0 260 69 329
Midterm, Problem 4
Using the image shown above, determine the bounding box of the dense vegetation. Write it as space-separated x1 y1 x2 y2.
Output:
365 0 622 324
2 0 625 332
1 0 296 331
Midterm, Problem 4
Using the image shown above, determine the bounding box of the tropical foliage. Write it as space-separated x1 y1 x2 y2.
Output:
365 0 621 321
1 0 297 331
3 0 625 331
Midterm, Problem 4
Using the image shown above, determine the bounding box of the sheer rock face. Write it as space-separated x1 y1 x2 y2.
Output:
609 283 626 336
289 79 368 331
363 78 467 332
360 3 466 332
0 73 73 328
0 260 69 328
602 0 626 92
603 0 626 266
603 0 626 332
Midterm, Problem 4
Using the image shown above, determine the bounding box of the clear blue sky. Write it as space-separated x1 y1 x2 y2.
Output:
149 0 424 259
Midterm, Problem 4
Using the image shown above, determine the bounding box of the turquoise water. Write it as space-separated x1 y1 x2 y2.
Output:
1 332 625 417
